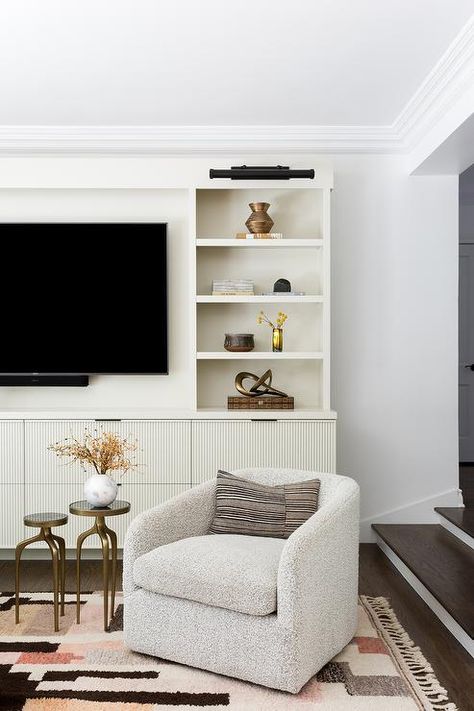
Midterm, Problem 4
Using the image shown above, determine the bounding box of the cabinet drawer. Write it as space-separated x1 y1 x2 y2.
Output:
192 420 280 484
192 420 336 484
276 421 336 472
0 421 23 484
25 420 94 484
106 421 191 484
0 485 23 548
25 420 192 485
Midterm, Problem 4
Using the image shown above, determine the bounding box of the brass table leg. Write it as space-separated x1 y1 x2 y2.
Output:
43 528 60 632
75 517 119 631
76 522 97 624
15 527 66 632
108 526 118 621
97 518 110 631
52 534 66 616
15 531 43 625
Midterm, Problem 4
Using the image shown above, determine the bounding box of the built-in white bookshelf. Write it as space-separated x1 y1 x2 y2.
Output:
191 180 332 413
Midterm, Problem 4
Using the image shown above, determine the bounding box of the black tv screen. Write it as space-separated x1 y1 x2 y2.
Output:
0 223 167 376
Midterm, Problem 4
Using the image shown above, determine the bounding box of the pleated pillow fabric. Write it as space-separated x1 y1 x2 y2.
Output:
209 470 320 539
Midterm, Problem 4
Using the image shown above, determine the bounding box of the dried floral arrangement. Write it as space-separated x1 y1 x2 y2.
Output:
48 429 139 481
257 310 288 329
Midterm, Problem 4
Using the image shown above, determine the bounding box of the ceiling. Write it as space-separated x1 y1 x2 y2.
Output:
0 0 472 127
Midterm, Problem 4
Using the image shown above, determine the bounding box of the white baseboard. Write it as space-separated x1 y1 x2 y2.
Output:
375 535 474 658
360 487 461 541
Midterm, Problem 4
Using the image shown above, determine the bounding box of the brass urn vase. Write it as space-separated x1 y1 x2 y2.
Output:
245 202 274 234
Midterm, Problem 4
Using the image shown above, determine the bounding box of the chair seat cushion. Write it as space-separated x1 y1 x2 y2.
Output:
133 534 285 616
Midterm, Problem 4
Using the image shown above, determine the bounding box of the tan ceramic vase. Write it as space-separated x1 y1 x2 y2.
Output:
245 202 274 234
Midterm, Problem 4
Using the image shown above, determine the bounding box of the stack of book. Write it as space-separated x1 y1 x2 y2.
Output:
212 279 254 296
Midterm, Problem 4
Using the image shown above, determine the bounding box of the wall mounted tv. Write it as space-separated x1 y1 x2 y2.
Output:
0 223 167 385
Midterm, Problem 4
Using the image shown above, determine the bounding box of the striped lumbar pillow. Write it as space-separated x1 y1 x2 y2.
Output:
209 470 320 539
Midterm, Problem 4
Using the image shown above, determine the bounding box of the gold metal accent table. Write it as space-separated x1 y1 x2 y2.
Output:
70 499 130 631
16 512 68 632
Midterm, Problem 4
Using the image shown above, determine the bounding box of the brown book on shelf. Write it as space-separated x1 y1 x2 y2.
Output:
235 238 283 240
227 396 294 410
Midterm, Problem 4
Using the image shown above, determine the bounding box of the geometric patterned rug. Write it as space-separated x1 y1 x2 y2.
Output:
0 593 457 710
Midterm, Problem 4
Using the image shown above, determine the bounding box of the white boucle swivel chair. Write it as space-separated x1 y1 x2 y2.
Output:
123 468 359 694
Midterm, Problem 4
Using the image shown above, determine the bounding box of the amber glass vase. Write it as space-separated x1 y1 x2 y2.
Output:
272 328 283 352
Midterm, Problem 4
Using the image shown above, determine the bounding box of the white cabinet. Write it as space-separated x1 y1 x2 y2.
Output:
276 421 336 472
101 420 192 484
0 421 24 547
192 420 336 484
0 417 335 550
25 420 94 484
0 421 24 483
24 420 192 484
1 485 24 548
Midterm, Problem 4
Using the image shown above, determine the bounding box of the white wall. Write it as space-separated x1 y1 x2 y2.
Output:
0 155 460 539
331 155 459 537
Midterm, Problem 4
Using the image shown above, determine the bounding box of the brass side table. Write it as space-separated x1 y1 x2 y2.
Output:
15 512 68 632
70 499 130 631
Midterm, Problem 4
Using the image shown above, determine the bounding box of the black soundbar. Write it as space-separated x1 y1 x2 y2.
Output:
0 375 89 386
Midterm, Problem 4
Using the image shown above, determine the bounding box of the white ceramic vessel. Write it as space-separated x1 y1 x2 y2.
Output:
83 474 118 507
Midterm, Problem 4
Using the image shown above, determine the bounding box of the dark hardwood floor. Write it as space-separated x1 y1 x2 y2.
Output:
1 544 473 710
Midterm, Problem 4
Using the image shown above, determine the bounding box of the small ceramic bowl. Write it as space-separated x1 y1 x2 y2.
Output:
224 333 255 352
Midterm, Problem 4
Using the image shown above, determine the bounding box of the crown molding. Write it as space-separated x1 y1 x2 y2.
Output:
0 123 400 154
0 16 472 155
393 14 474 148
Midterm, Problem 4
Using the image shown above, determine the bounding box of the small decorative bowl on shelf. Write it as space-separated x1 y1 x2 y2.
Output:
224 333 255 352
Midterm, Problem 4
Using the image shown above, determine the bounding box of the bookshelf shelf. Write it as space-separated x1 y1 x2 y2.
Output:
195 295 323 304
196 238 323 248
196 351 324 360
192 184 331 411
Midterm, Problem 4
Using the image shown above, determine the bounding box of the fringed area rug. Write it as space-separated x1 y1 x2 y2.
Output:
0 592 456 710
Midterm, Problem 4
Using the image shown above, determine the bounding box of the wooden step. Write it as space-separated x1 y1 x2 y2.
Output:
435 507 474 549
372 524 474 645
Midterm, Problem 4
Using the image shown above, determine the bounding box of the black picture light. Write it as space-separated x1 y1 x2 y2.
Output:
209 165 315 180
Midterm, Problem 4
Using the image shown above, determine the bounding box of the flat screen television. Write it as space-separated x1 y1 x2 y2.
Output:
0 223 167 384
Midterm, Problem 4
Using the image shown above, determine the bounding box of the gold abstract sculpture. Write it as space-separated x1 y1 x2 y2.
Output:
235 369 287 397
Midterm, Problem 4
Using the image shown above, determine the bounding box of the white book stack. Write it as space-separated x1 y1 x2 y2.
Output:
212 279 254 296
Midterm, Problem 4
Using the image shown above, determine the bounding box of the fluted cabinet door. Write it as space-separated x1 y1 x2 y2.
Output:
192 421 281 484
0 485 23 548
25 420 95 484
25 420 191 485
101 421 192 483
192 420 337 484
0 421 23 483
24 483 189 548
277 421 336 472
0 421 24 548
